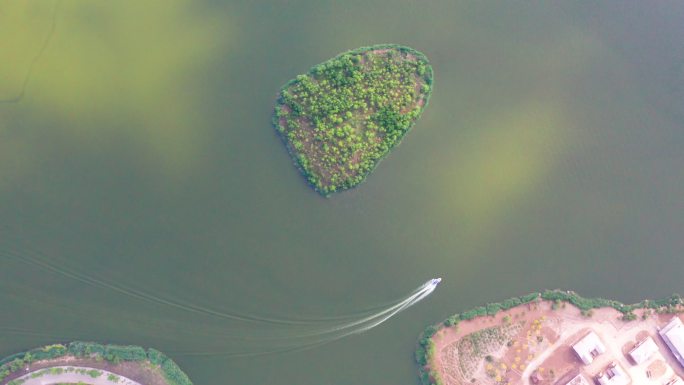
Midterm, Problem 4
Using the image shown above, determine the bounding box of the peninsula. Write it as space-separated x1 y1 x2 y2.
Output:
273 44 433 195
0 342 192 385
417 290 684 385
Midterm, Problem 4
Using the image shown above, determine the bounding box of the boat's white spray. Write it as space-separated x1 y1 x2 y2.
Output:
174 279 442 357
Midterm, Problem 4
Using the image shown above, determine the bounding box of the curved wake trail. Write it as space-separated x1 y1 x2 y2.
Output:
0 240 372 326
0 231 441 357
264 281 436 340
173 280 440 357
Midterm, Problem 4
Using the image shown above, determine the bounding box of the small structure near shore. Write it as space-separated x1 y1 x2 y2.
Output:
660 316 684 367
595 362 629 385
628 336 659 365
565 373 591 385
572 331 606 365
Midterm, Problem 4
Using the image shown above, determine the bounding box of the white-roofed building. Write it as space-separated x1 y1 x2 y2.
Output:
565 374 591 385
572 331 606 365
595 363 630 385
660 316 684 367
628 336 659 364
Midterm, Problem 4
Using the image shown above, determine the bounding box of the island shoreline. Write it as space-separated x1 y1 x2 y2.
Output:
273 43 434 196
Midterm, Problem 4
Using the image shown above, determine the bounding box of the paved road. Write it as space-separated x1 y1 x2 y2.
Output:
13 366 142 385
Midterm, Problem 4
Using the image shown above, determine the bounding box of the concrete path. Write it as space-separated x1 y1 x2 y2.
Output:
12 366 142 385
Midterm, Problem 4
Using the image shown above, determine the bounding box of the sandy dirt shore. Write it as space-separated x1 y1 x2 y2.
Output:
12 366 141 385
427 299 684 385
1 356 168 385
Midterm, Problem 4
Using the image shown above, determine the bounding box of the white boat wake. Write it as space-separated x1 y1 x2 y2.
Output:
173 278 441 357
0 232 441 357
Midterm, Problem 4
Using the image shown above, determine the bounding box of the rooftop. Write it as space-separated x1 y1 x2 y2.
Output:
596 363 629 385
565 374 591 385
628 336 659 365
660 317 684 367
572 331 606 365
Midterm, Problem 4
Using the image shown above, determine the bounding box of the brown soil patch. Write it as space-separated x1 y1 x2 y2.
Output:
431 302 556 385
636 330 650 341
427 298 684 385
541 327 559 344
536 345 581 385
621 341 636 357
647 360 667 379
552 368 581 385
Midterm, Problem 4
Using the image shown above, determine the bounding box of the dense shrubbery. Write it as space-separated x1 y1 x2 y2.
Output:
274 44 433 195
0 342 193 385
104 345 147 363
146 348 165 366
416 326 441 385
415 290 684 385
161 357 193 385
540 290 684 314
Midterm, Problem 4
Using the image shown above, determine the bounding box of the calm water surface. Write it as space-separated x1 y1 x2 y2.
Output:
1 1 683 384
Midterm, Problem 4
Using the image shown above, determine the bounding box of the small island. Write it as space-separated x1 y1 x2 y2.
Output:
0 342 192 385
417 290 684 385
273 44 433 195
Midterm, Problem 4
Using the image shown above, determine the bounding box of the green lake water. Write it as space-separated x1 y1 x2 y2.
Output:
1 1 683 384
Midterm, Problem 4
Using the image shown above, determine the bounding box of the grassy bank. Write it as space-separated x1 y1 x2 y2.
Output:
274 44 433 195
415 290 684 385
0 342 191 385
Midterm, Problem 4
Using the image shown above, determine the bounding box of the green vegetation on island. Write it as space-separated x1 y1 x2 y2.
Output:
0 342 192 385
274 44 433 195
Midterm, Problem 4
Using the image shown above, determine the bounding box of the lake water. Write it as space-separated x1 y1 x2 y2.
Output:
1 1 683 384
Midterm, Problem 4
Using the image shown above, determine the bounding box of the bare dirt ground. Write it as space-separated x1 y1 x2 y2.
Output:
11 366 141 385
432 301 551 385
429 300 684 385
